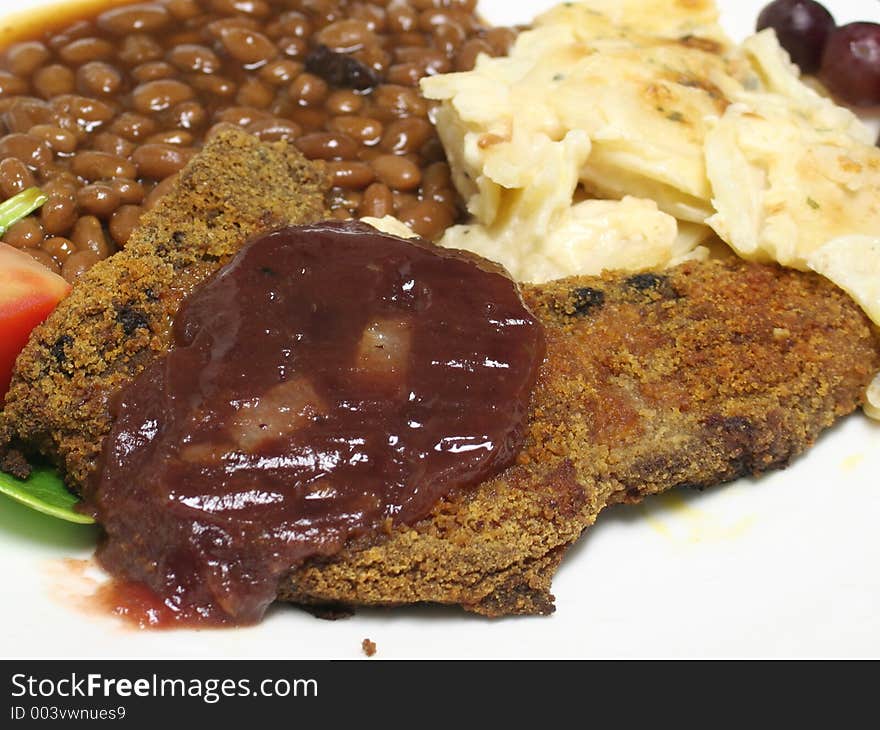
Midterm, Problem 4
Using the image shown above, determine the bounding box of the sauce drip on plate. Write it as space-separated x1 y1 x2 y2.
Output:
84 221 545 625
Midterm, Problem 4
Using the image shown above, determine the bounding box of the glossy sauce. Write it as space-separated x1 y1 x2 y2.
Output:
84 221 545 625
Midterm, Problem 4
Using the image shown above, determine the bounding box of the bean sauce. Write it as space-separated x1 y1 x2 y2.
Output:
0 0 518 283
85 221 545 625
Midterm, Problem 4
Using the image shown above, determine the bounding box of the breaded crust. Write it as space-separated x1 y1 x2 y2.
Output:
279 261 880 615
0 128 329 488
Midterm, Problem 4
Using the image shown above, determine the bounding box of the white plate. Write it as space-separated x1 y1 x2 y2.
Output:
1 0 879 659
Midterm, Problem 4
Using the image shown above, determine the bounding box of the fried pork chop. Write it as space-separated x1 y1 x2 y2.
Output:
281 263 880 615
1 132 877 618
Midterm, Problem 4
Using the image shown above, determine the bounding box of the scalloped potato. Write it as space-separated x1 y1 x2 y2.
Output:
422 0 880 417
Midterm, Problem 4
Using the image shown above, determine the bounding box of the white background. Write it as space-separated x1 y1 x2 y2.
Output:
0 0 878 659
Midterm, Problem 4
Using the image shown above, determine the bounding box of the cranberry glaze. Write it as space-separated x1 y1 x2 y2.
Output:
86 221 545 625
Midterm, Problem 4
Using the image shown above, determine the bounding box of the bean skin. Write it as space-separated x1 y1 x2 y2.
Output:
326 160 375 189
132 143 195 179
61 249 101 283
71 215 112 258
109 205 144 246
358 182 394 218
76 183 121 218
24 248 61 274
371 153 422 190
71 150 137 180
2 217 44 249
0 157 36 197
41 193 78 235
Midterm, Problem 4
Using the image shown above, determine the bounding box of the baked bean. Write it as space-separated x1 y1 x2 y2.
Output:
165 0 203 21
216 106 272 128
327 115 383 145
432 21 466 56
188 74 238 98
206 17 262 39
295 131 359 160
1 97 54 133
219 27 278 67
245 118 302 142
352 45 391 75
42 235 77 262
276 11 311 39
91 132 135 158
316 20 375 52
455 38 493 71
2 217 44 249
71 150 137 181
33 65 76 99
285 106 327 132
30 124 78 155
210 0 271 17
145 130 194 146
71 215 112 258
109 205 144 245
388 2 418 33
132 79 194 113
0 72 28 97
372 84 427 118
117 34 164 66
350 2 387 33
386 63 422 87
289 72 328 106
380 117 433 154
394 47 450 75
0 133 53 170
62 250 101 283
168 101 207 131
144 173 179 209
0 157 36 197
258 59 303 86
326 160 375 189
421 160 452 193
97 4 171 35
5 42 51 77
110 112 158 140
59 38 115 66
371 153 421 190
236 78 274 109
167 45 221 74
277 36 309 59
358 182 394 218
24 248 61 274
427 186 457 207
418 135 445 164
76 183 120 218
398 199 454 240
51 94 116 127
485 27 517 57
47 21 92 52
76 61 123 96
330 208 352 220
324 89 363 115
132 61 178 83
110 178 145 205
133 143 195 179
394 31 429 48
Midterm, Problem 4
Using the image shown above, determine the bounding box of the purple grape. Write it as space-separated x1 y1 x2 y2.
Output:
820 23 880 107
756 0 836 74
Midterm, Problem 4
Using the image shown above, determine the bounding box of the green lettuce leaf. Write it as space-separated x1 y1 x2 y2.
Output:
0 466 94 524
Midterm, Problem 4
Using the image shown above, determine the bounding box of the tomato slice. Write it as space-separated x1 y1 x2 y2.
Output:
0 243 71 398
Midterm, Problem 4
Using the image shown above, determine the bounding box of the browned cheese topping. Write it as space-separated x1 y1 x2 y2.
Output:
84 221 545 624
